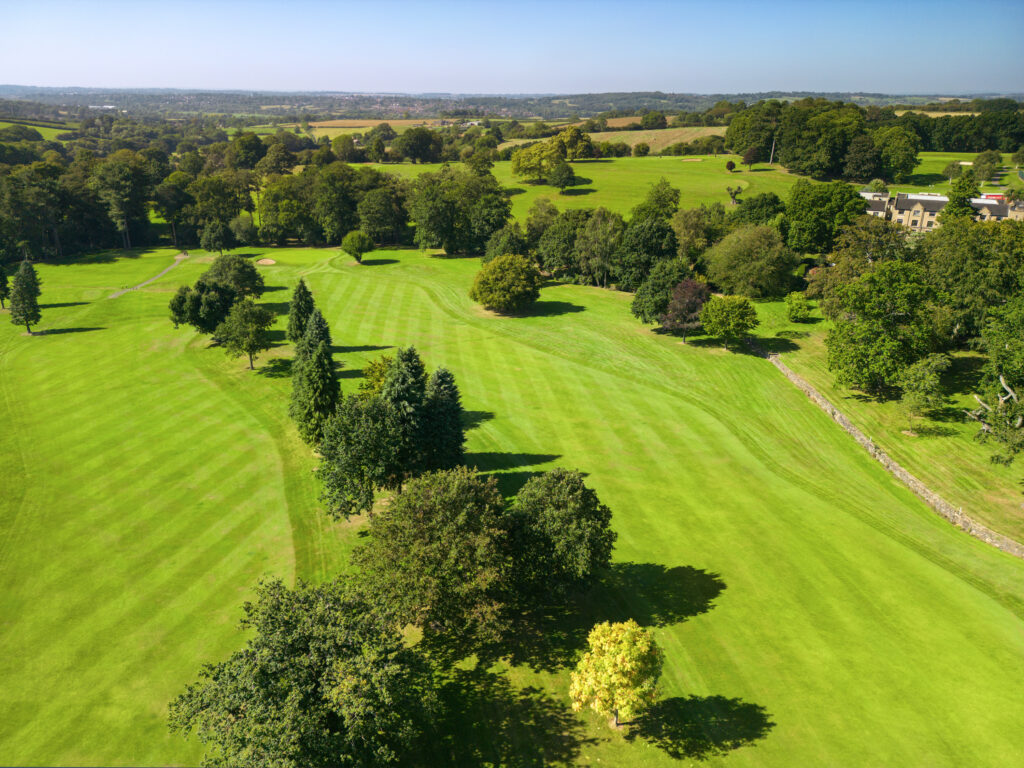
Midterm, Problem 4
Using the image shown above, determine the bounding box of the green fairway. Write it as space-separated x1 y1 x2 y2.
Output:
897 151 1020 195
3 248 1024 766
373 155 801 219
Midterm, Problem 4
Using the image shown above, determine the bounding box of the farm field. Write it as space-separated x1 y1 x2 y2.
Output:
371 155 800 219
0 120 72 142
755 302 1024 544
2 248 1024 766
584 126 725 152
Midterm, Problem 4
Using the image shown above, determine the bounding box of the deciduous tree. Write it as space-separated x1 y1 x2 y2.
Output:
214 298 274 369
699 295 759 348
706 225 796 298
569 619 663 727
631 259 689 323
659 278 710 341
201 252 264 297
470 253 543 313
341 230 373 263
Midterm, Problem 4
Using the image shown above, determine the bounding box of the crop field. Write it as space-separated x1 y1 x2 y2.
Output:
2 248 1024 766
373 155 800 219
584 126 725 152
756 302 1024 544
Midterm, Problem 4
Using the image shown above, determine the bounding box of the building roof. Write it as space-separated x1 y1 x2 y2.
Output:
971 199 1009 217
866 198 887 213
893 193 947 213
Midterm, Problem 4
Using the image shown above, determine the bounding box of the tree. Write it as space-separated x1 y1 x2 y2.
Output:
287 278 315 343
510 469 615 600
706 225 796 298
359 354 394 399
640 111 667 130
943 161 964 182
9 260 41 333
785 291 812 322
168 577 433 768
202 252 265 297
554 126 595 161
548 160 576 191
631 259 689 323
421 368 466 472
699 295 759 348
1012 146 1024 167
341 230 373 263
394 127 442 164
380 346 428 474
825 261 936 396
940 170 980 221
901 353 951 419
295 308 332 363
874 126 921 182
725 160 736 172
352 467 512 647
356 186 407 244
742 146 759 171
842 134 882 182
633 143 651 157
615 215 678 291
199 220 233 255
408 166 510 255
784 179 867 254
0 265 9 309
169 278 238 335
671 203 728 266
214 298 274 369
659 278 710 341
318 395 402 517
575 208 625 287
631 178 680 222
868 178 889 193
569 619 663 727
470 253 543 314
290 340 340 445
728 191 786 226
483 222 527 264
967 297 1024 464
537 209 591 277
971 149 1003 183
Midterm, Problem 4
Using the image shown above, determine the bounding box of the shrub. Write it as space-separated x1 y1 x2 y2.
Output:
785 291 812 322
469 253 543 314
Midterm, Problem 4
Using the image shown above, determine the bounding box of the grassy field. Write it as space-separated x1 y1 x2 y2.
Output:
756 301 1024 544
2 248 1024 766
896 151 1020 195
372 155 800 219
0 120 72 142
585 126 724 152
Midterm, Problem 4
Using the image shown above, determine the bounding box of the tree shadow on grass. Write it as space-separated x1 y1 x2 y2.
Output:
260 301 290 316
333 343 393 354
35 326 105 335
463 410 495 430
39 301 89 309
498 563 727 672
906 172 946 186
504 187 527 197
425 667 600 767
625 695 774 760
266 329 287 347
337 368 364 380
260 285 288 293
942 354 985 399
560 188 596 196
361 258 399 266
517 300 585 317
257 358 292 379
468 451 561 498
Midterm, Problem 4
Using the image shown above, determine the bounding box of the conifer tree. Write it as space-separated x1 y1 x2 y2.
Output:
422 367 465 471
295 308 332 363
290 340 340 445
287 278 315 343
9 260 41 333
380 347 427 472
0 266 9 309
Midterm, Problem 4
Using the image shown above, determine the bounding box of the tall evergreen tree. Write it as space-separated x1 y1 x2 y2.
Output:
422 367 465 472
9 260 41 333
295 308 332 363
287 278 315 343
0 266 9 309
380 347 427 472
290 340 340 445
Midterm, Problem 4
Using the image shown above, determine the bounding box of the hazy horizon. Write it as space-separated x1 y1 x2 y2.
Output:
3 0 1023 94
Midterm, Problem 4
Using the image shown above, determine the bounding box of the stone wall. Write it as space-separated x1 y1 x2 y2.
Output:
763 351 1024 561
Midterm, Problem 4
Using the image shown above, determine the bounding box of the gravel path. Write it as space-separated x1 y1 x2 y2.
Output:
108 253 188 299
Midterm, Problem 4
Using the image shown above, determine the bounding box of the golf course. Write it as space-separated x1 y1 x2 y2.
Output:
2 246 1023 766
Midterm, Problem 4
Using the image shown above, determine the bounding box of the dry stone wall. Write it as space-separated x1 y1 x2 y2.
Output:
761 349 1024 561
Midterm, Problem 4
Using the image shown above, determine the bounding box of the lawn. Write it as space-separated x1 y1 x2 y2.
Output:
2 248 1024 766
895 151 1020 195
372 155 800 219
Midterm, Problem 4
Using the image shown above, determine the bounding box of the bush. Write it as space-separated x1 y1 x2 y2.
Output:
342 230 374 263
700 295 759 348
632 143 650 157
785 291 812 322
469 253 543 314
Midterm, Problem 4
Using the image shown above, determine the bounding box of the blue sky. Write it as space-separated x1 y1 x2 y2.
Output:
3 0 1022 94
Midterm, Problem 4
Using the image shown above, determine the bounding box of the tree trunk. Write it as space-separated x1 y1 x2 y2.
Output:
25 322 32 334
248 352 254 370
613 709 619 727
52 224 63 259
170 221 178 248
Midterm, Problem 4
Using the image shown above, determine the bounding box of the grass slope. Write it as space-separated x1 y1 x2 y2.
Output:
0 120 70 142
373 155 799 220
757 301 1024 543
2 248 1024 765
